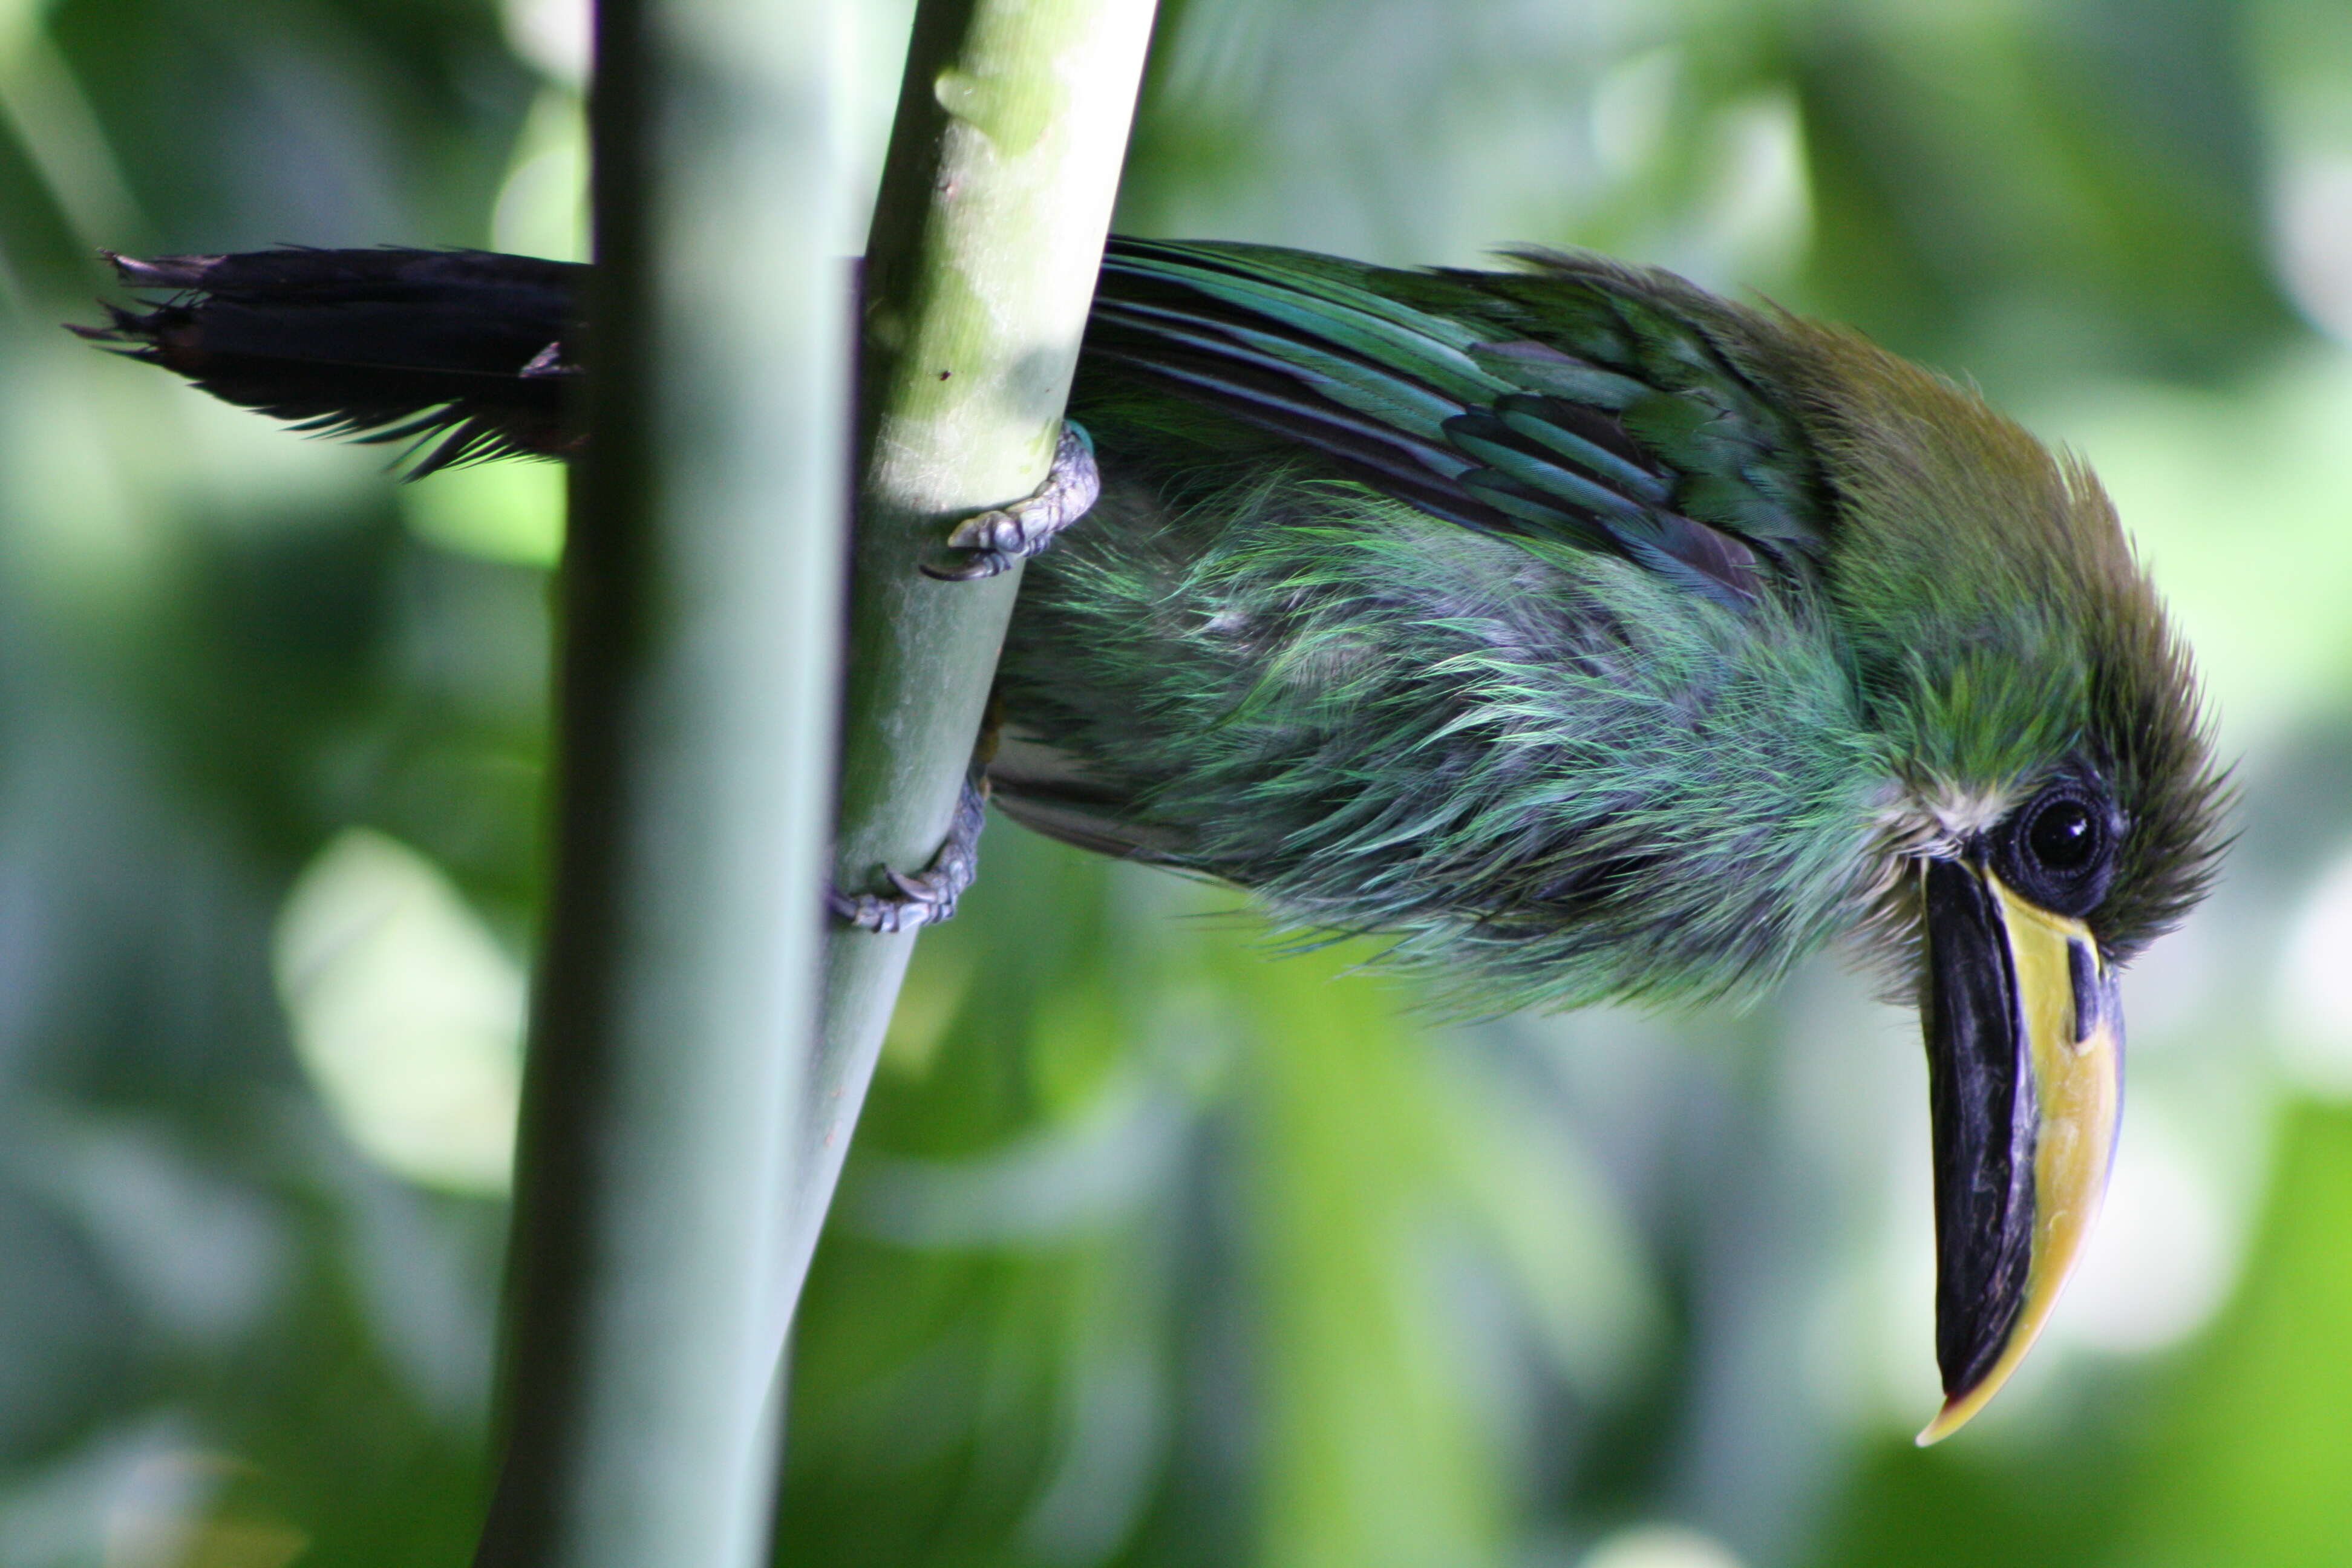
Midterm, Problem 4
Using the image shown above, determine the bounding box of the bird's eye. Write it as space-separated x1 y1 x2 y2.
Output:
2027 798 2097 871
1993 782 2117 918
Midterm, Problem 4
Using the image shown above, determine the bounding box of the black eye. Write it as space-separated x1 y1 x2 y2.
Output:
2026 797 2098 872
1992 780 2118 918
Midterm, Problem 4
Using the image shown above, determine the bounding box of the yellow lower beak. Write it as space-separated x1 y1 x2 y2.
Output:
1915 862 2123 1445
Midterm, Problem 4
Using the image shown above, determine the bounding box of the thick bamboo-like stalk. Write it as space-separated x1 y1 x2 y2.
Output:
471 0 844 1561
774 0 1158 1319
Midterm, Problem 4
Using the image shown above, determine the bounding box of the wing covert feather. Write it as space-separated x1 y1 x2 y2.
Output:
1085 238 1830 606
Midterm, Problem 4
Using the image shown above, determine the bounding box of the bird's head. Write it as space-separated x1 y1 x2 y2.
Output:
1769 318 2229 1440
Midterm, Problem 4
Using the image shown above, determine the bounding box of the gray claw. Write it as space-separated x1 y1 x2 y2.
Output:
829 776 988 934
921 423 1099 582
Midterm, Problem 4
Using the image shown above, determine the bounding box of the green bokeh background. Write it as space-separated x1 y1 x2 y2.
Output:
4 0 2352 1563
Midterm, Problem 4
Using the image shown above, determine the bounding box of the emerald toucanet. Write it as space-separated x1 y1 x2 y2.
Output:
74 239 2226 1440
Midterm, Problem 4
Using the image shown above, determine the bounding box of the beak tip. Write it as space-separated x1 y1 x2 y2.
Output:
1916 1355 2015 1446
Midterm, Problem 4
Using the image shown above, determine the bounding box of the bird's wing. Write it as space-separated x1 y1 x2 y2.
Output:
1085 238 1828 606
71 248 584 475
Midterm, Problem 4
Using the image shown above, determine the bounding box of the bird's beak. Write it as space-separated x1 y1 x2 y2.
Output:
1913 856 2122 1445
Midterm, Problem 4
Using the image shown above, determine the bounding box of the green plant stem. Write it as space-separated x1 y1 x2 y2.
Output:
773 0 1158 1320
471 0 846 1561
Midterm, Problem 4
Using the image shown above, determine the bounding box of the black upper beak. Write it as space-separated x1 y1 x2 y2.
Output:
1916 855 2123 1442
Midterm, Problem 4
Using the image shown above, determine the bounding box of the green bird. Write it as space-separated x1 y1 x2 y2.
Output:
76 237 2225 1440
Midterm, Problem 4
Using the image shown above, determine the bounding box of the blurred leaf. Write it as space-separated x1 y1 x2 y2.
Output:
1233 941 1506 1568
1794 0 2297 385
273 828 523 1194
2117 1100 2352 1567
400 460 566 568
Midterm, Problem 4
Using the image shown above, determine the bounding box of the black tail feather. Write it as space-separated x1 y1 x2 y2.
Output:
70 247 588 475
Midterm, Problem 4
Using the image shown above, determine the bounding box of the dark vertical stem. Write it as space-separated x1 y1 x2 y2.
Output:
472 0 845 1560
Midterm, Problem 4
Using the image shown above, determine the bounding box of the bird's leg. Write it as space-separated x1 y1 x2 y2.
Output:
829 769 989 934
837 425 1086 926
838 419 1069 927
921 423 1099 581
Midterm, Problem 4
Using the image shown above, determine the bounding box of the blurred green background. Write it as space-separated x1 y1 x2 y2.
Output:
4 0 2352 1563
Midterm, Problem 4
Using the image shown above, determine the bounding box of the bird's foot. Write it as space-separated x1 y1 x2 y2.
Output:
921 423 1099 581
829 773 987 934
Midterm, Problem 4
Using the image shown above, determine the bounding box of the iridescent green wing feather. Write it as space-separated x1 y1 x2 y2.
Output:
1084 238 1830 606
